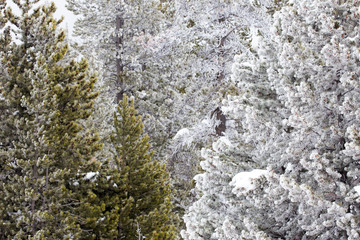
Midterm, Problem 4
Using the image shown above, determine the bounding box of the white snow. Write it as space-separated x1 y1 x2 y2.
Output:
201 118 212 126
230 169 267 194
354 185 360 195
138 90 147 99
173 128 190 140
212 136 233 153
84 171 99 180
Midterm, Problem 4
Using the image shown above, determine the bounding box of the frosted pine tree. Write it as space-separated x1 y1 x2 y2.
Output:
181 25 284 239
66 0 180 162
229 0 360 238
167 0 273 204
166 0 273 123
259 0 360 238
183 0 360 239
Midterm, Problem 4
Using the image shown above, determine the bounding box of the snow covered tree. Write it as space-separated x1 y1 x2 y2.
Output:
256 1 360 238
66 0 180 162
0 2 102 238
92 94 177 240
166 0 273 121
169 0 276 226
183 0 360 239
181 24 284 239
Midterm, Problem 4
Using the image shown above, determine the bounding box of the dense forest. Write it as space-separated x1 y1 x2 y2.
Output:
1 0 360 239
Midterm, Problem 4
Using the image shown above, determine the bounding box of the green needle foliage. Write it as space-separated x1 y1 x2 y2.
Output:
93 94 177 240
0 1 101 239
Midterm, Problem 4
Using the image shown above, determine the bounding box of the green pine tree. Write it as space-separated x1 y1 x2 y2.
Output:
0 2 102 239
0 0 6 29
93 94 177 240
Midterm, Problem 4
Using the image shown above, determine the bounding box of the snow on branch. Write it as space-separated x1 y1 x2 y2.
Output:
230 169 267 195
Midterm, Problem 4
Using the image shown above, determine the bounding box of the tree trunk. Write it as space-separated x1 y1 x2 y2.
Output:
115 15 124 91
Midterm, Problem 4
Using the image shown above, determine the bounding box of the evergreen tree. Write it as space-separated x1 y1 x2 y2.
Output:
0 2 101 238
167 0 274 215
93 94 177 240
66 0 178 162
0 0 6 29
258 1 360 238
183 0 360 239
181 25 285 239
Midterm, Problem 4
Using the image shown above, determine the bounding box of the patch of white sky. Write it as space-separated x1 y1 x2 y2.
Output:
5 0 78 38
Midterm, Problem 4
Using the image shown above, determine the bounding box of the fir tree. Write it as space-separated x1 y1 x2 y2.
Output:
0 2 101 238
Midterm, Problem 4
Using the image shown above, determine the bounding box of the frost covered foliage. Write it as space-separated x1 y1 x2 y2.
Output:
170 117 218 176
183 0 360 239
168 0 273 128
67 0 181 162
168 0 275 214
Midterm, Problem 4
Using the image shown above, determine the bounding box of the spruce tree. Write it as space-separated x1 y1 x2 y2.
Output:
0 2 101 238
93 94 177 240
